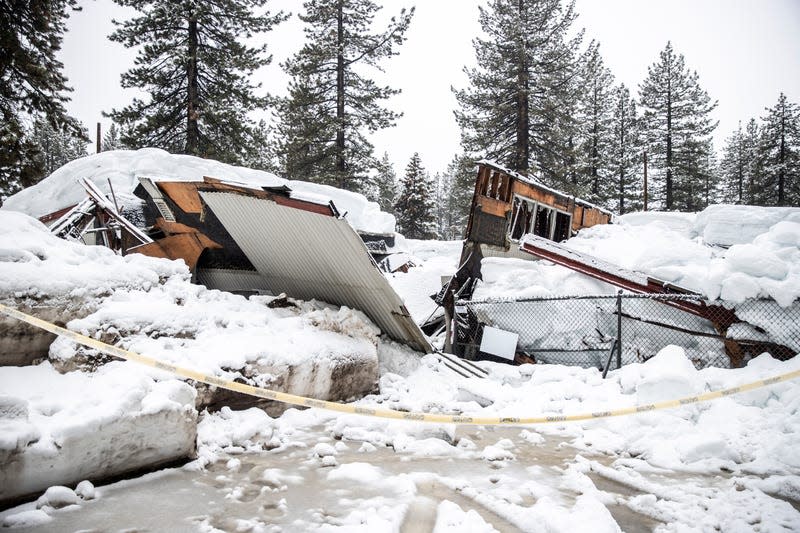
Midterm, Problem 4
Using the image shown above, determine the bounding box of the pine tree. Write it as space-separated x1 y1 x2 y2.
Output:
610 84 643 213
276 0 414 193
442 154 477 239
101 123 126 152
0 0 85 200
757 93 800 206
243 119 281 174
29 118 88 177
367 152 397 213
434 171 450 239
394 153 437 239
454 0 582 177
743 118 762 204
575 42 615 204
638 42 718 210
719 122 747 204
107 0 286 164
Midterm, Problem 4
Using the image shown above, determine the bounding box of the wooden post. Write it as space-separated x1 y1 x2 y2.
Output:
643 150 648 211
96 122 101 153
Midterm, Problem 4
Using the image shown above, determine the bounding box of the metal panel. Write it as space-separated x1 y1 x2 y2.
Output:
199 191 432 353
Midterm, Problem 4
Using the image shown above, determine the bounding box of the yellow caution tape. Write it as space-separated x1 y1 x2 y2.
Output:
1 303 798 425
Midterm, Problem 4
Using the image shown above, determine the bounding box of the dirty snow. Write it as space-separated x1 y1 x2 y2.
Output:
1 148 395 234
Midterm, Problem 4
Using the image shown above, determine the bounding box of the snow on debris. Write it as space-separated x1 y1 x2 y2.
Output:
478 205 800 307
0 211 381 392
1 148 395 234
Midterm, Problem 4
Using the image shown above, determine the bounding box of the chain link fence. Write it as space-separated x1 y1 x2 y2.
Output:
453 293 800 371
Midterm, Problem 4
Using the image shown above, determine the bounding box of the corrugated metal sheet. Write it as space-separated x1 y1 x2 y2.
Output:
199 191 432 353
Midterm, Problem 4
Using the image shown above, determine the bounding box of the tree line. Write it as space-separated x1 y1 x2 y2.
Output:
1 0 798 229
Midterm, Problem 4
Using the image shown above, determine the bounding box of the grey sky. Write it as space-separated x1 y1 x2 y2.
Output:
60 0 800 177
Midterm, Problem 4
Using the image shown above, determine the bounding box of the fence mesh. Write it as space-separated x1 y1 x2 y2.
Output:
454 293 800 371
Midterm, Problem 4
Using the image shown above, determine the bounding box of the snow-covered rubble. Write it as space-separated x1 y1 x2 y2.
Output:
0 211 382 504
0 211 187 365
475 206 800 306
1 148 396 234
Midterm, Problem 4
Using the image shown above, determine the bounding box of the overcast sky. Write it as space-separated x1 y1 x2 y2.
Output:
60 0 800 177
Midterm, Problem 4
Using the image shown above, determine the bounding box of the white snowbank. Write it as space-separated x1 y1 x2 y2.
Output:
0 210 187 301
0 362 196 502
2 148 395 234
0 211 380 403
479 205 800 307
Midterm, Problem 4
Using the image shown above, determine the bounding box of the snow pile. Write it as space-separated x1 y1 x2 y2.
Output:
0 211 380 403
0 210 189 365
387 237 464 322
1 148 395 234
0 211 187 301
0 362 196 502
477 205 800 307
0 211 382 504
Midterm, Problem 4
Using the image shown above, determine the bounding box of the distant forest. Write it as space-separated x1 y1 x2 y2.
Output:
1 0 798 240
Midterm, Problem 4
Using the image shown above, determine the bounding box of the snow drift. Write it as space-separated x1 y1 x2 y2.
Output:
1 148 396 234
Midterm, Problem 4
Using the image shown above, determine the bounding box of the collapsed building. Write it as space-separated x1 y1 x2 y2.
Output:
452 160 613 297
45 175 432 354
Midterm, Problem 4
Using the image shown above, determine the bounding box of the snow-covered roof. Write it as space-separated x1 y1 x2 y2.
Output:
2 149 396 234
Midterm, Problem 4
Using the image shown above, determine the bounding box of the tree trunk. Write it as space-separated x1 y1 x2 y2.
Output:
778 108 785 205
665 74 673 210
335 0 347 189
186 15 200 156
591 86 599 196
513 0 529 173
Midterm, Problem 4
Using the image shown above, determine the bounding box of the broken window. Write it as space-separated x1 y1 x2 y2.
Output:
553 211 572 242
533 205 552 238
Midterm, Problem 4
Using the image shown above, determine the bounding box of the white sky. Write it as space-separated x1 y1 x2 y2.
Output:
60 0 800 177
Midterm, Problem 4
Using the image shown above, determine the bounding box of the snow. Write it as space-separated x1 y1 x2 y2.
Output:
0 362 197 502
476 206 800 309
1 148 396 234
1 182 799 531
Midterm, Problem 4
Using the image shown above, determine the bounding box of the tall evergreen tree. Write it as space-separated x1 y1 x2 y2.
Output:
610 83 643 213
394 153 436 239
367 152 397 213
575 42 615 204
243 119 281 174
0 0 85 200
101 122 126 152
454 0 582 177
441 154 477 239
276 0 413 192
638 42 718 210
719 122 748 204
743 118 762 204
107 0 286 164
29 118 88 177
757 93 800 206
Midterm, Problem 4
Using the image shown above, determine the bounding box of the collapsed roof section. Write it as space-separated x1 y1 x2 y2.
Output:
48 176 432 354
518 234 795 365
197 182 430 352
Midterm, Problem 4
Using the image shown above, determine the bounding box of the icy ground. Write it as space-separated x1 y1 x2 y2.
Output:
1 205 799 531
2 346 800 532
